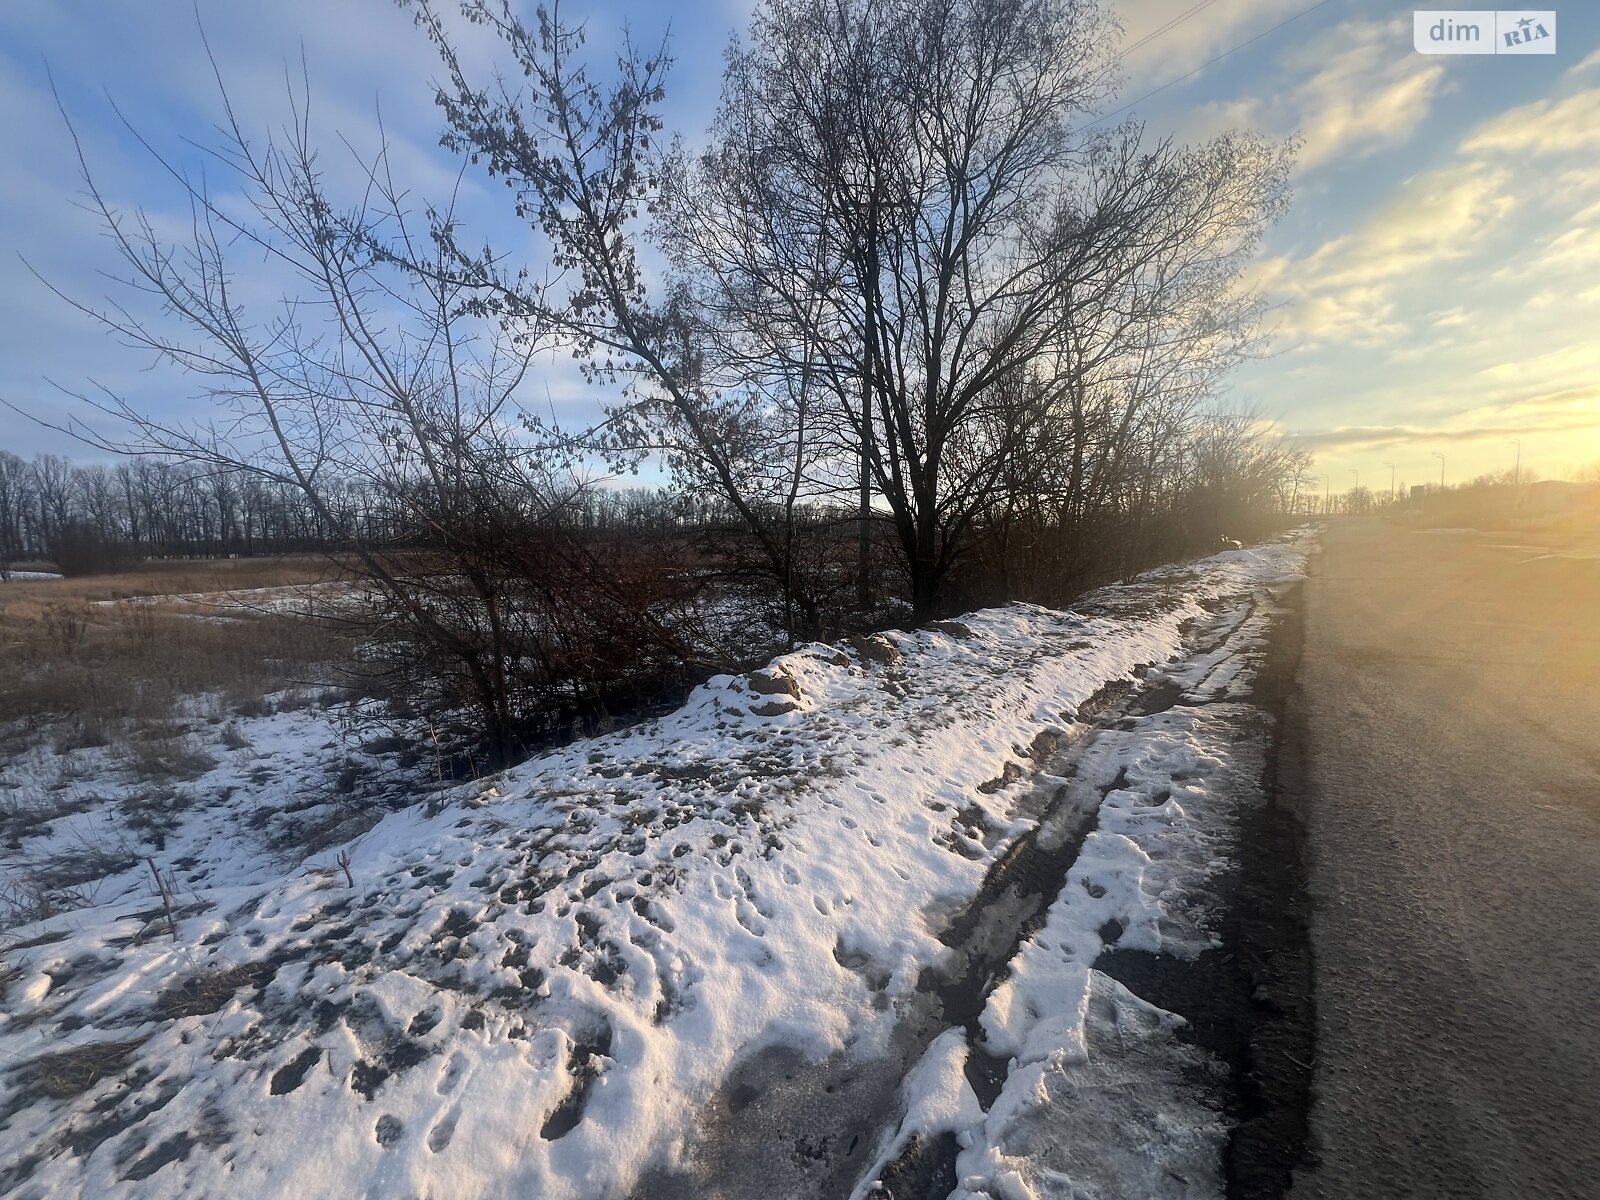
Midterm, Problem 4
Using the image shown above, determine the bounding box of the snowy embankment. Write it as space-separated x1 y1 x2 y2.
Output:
865 601 1290 1200
0 538 1307 1198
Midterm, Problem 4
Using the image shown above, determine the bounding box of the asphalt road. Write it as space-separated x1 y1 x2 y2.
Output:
1291 519 1600 1198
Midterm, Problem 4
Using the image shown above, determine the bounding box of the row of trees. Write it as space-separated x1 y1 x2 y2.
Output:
0 451 362 568
18 0 1311 762
0 449 847 573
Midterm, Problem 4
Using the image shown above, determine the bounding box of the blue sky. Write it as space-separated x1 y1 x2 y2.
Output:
2 1 1597 492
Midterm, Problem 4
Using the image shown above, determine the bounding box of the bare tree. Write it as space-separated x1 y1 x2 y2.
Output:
26 54 697 764
0 452 28 573
416 0 1294 619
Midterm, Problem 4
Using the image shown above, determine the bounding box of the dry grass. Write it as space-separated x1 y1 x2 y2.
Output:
12 1039 144 1099
0 868 106 929
0 554 339 606
218 723 252 751
118 732 218 781
0 557 359 737
0 558 397 931
157 961 278 1019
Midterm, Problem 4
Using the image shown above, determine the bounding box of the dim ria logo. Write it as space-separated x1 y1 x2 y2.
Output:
1414 10 1556 54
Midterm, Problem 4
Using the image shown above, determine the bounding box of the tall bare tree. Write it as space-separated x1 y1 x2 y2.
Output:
417 0 1294 619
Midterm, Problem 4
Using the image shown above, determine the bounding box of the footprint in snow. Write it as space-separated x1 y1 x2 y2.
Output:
374 1114 404 1147
436 1052 468 1096
427 1105 460 1152
734 899 766 937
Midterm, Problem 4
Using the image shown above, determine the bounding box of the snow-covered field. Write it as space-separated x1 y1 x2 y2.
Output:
0 536 1309 1199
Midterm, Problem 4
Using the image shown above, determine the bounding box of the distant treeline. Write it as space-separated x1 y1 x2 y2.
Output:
0 450 765 572
1 452 334 567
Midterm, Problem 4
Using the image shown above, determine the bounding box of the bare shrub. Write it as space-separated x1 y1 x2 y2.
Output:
218 723 251 751
50 520 137 577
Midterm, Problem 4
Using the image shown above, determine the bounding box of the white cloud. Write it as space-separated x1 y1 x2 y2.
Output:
1281 20 1446 168
1175 19 1446 169
1255 159 1517 343
1463 88 1600 157
1566 48 1600 77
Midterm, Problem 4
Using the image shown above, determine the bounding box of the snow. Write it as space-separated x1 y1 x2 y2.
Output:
0 534 1309 1199
951 699 1265 1199
90 579 355 617
851 1029 984 1200
0 570 63 581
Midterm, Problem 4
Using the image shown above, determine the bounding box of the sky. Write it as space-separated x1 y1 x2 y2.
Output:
1 0 1597 494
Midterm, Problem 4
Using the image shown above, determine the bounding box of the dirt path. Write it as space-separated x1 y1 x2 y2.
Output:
1293 520 1600 1199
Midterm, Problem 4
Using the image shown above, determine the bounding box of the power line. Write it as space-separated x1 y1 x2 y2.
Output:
1120 0 1229 61
1085 0 1338 130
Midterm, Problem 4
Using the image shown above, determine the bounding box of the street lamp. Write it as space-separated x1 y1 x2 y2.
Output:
1382 462 1396 499
1349 468 1360 514
1505 438 1521 486
1432 452 1446 488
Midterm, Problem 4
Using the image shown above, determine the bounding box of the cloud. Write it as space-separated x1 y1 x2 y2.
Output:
1253 159 1517 344
1155 7 1600 480
1158 17 1446 169
1567 49 1600 77
0 1 595 458
1312 161 1515 282
1271 19 1447 168
1462 88 1600 157
1290 411 1600 452
1117 0 1308 88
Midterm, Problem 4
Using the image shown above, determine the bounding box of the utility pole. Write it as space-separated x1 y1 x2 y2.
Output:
1383 461 1396 499
1506 438 1521 486
1433 451 1446 489
1350 468 1360 514
1324 475 1331 515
